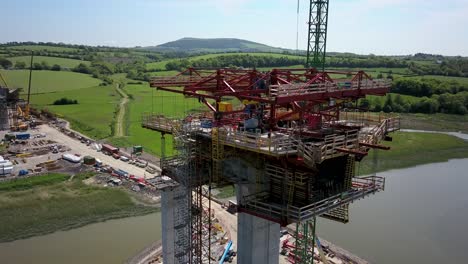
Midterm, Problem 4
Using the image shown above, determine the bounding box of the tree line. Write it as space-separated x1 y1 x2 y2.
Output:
408 59 468 77
164 54 408 71
360 78 468 115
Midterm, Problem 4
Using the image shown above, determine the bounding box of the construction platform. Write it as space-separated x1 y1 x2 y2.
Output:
142 68 400 264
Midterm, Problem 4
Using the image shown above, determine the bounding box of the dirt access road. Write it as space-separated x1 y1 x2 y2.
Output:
115 84 129 137
38 124 160 179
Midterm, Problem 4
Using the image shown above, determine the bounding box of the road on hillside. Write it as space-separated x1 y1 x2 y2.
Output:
115 84 129 137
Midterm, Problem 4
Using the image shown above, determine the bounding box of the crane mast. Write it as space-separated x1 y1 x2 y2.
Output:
306 0 329 70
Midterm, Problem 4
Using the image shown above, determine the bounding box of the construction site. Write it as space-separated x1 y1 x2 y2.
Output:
138 1 400 263
0 1 402 264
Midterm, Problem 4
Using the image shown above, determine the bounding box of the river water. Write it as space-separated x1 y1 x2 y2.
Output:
0 213 161 264
318 158 468 264
1 160 467 263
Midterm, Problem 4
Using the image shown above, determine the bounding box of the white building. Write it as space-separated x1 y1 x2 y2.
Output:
0 156 13 176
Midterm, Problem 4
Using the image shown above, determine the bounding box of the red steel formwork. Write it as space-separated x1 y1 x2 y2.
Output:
150 68 390 129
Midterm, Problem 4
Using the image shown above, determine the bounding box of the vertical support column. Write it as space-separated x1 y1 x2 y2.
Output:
237 213 280 264
161 185 190 264
161 188 176 264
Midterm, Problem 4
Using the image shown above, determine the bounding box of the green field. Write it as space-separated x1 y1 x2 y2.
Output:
0 173 158 242
31 85 120 139
0 70 101 94
358 132 468 175
7 55 90 68
116 82 205 155
5 45 80 53
366 93 420 106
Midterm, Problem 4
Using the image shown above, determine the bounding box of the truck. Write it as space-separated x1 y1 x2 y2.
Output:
116 169 129 178
102 144 119 154
226 200 238 214
18 169 29 176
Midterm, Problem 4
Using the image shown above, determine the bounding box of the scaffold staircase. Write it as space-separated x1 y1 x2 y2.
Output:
344 155 355 190
211 127 224 184
291 219 316 264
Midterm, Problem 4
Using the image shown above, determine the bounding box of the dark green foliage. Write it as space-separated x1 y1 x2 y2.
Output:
0 58 12 69
165 55 305 71
14 61 26 69
51 64 61 71
53 97 78 105
72 63 91 74
32 62 42 70
40 61 50 70
393 78 468 97
408 58 468 77
359 98 370 109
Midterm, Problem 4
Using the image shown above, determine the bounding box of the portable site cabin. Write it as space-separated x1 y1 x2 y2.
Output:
62 154 82 163
0 156 13 176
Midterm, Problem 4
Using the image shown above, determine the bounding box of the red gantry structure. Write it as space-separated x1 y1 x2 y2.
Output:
143 67 400 264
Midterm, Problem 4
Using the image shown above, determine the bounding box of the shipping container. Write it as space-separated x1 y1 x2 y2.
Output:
15 133 30 140
133 145 143 154
83 156 96 165
102 144 119 154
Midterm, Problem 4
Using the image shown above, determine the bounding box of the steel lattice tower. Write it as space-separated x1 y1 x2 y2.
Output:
306 0 329 70
299 1 330 263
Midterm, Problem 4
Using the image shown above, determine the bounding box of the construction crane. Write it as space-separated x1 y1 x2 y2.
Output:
293 1 331 263
306 0 329 70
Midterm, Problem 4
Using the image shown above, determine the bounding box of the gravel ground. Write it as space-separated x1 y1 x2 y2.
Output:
38 124 161 179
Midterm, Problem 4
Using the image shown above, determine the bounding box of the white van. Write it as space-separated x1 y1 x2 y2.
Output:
120 156 129 162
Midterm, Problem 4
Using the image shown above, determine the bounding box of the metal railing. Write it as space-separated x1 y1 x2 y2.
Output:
269 79 391 98
241 176 385 223
359 117 401 144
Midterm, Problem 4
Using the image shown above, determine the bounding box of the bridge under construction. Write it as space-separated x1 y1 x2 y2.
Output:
142 67 400 264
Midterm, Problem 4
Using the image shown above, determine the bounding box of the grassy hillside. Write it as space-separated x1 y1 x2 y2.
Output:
31 85 120 139
0 70 101 94
0 173 157 242
7 55 90 68
145 37 286 53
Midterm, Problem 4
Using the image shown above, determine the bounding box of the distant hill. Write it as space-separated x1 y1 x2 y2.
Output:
142 38 291 53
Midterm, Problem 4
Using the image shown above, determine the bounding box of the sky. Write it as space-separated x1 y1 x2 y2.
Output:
2 0 468 56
